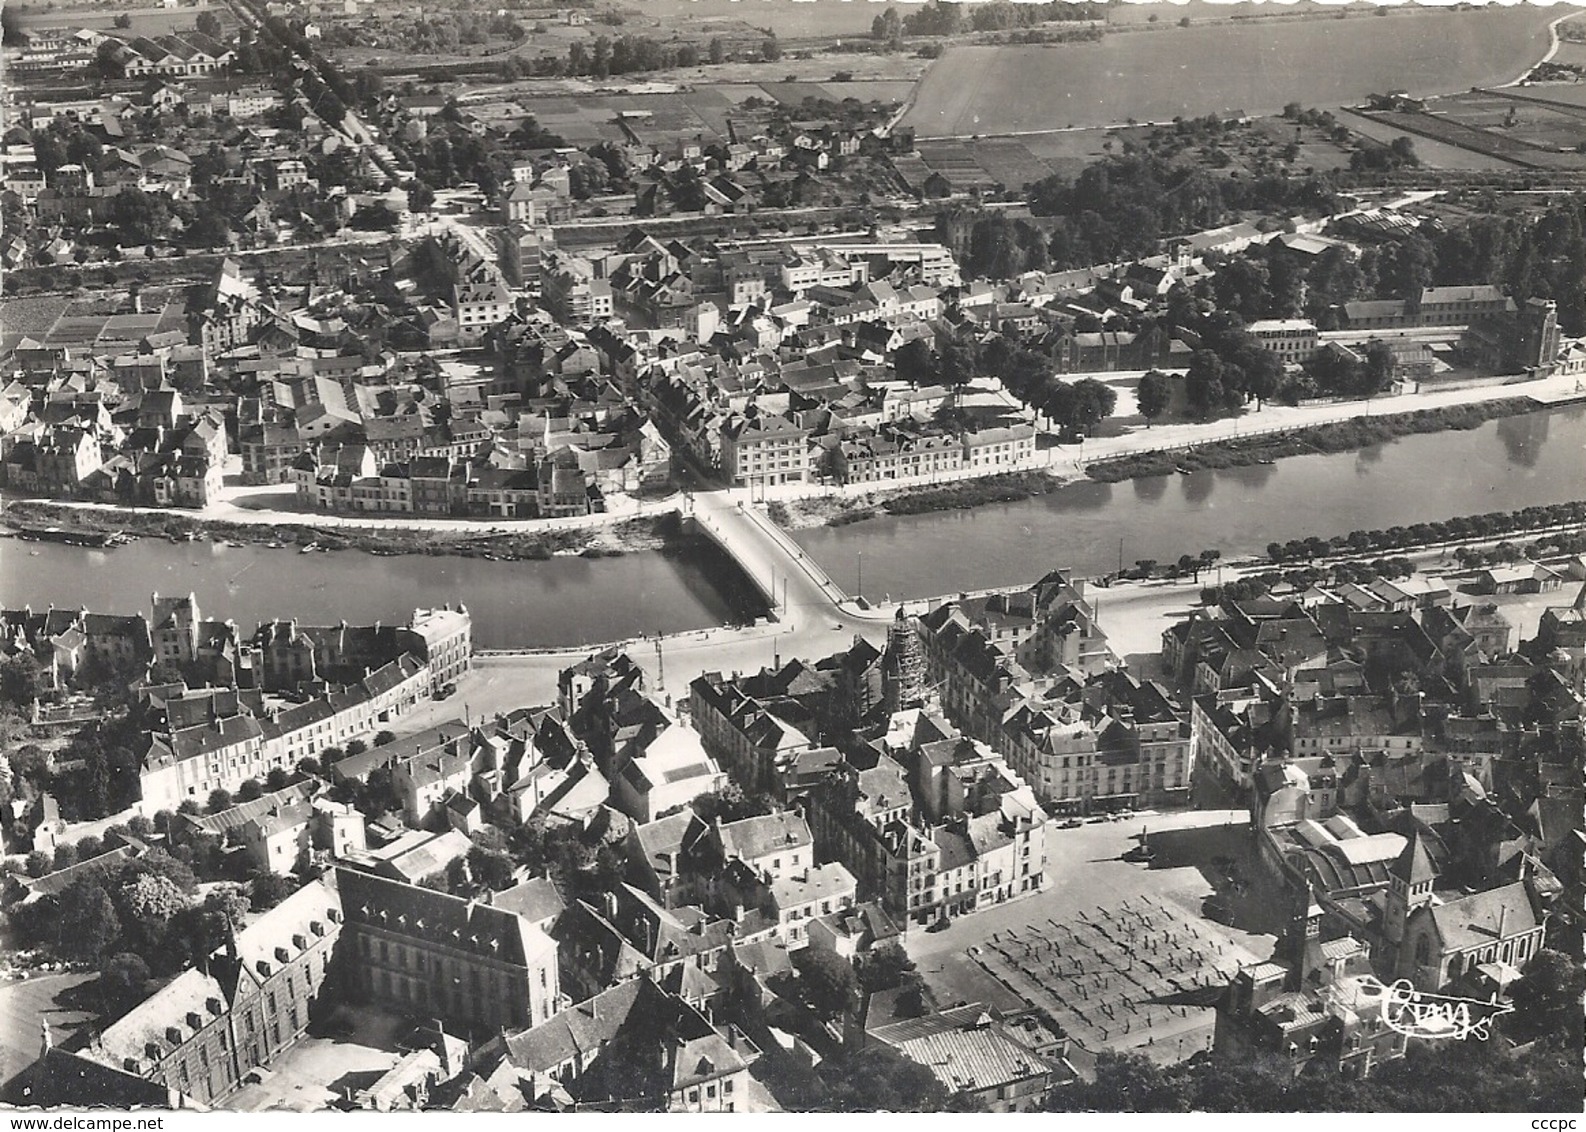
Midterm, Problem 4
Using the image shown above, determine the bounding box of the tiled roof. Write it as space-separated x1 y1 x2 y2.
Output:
337 867 555 967
1426 882 1539 952
718 811 811 864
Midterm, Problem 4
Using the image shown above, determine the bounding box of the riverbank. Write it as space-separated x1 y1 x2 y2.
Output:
0 500 684 560
768 470 1062 530
1084 397 1542 483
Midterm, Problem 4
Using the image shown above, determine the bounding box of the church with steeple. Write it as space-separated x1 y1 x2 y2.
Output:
1375 828 1548 992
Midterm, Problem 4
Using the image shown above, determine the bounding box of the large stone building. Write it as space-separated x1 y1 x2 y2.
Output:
335 867 563 1035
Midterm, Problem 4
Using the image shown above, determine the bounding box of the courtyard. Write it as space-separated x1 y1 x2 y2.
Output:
228 1006 410 1112
905 809 1281 1065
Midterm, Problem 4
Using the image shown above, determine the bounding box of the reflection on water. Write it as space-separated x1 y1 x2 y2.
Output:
1046 479 1114 514
1183 470 1216 505
1220 463 1278 490
1132 475 1170 503
1496 412 1548 468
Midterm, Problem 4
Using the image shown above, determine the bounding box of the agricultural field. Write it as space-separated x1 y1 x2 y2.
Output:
1504 82 1586 111
615 0 921 40
1436 90 1586 154
1244 116 1354 173
1553 41 1586 70
902 5 1558 137
12 3 228 35
1362 107 1586 171
1101 0 1366 27
1336 108 1517 173
472 75 909 149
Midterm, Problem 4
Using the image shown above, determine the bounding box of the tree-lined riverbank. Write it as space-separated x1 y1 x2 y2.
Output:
1085 397 1542 483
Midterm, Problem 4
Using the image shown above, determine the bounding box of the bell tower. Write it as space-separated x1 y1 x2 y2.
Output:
1384 828 1436 948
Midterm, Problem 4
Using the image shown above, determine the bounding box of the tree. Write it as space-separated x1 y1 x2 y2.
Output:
349 203 400 231
408 180 436 213
345 738 369 757
207 788 233 814
374 730 397 747
0 653 51 709
793 948 859 1020
858 941 919 993
467 846 516 890
114 13 133 28
1361 339 1396 397
53 842 78 870
264 767 291 792
761 35 782 62
1186 350 1226 419
99 951 153 1017
111 190 174 244
820 1044 957 1111
119 871 187 931
684 784 774 825
237 778 264 803
1046 1051 1187 1112
1061 378 1118 436
1508 949 1586 1045
57 881 123 962
195 10 223 38
1136 370 1171 425
25 850 52 878
249 872 298 911
708 37 725 64
186 208 231 250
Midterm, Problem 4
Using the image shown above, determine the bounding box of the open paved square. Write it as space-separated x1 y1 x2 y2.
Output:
905 809 1280 1064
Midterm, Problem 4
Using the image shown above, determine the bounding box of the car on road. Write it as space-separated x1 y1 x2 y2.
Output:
1058 818 1083 829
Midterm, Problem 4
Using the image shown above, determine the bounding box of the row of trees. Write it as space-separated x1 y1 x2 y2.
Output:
564 33 729 77
1200 556 1419 606
1263 501 1586 563
873 0 1102 41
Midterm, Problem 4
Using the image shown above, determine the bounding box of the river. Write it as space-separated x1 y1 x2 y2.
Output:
790 406 1586 603
0 533 765 650
2 407 1583 646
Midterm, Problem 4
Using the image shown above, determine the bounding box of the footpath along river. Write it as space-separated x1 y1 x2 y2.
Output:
1 406 1582 648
